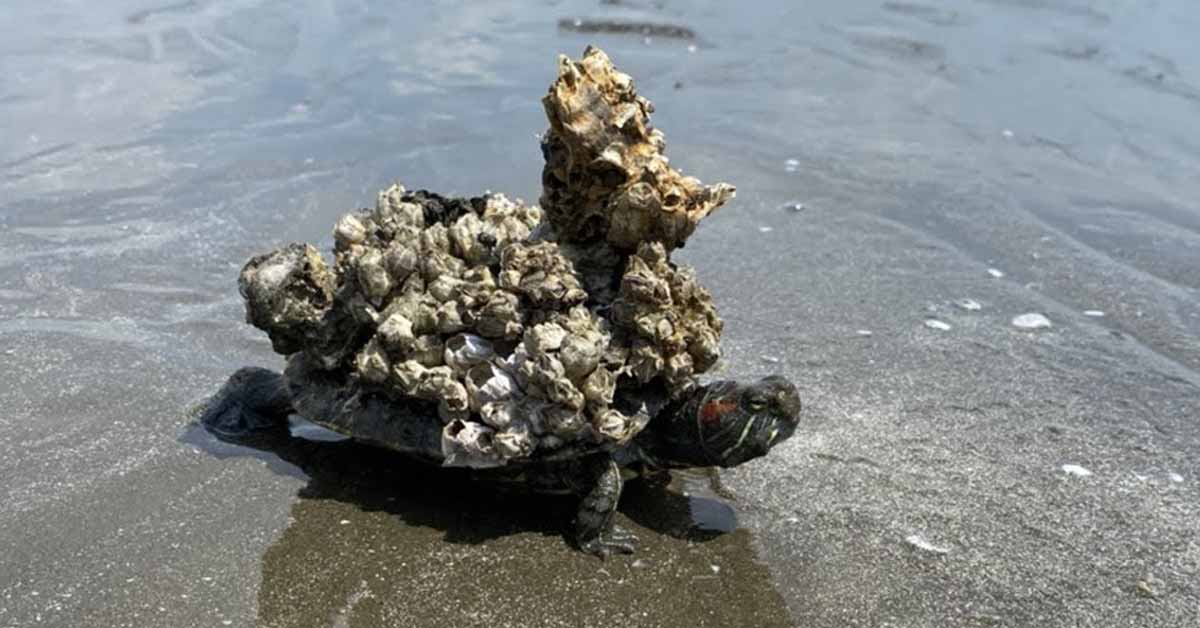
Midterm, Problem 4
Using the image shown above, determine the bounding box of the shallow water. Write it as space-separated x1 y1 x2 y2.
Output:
2 1 1199 626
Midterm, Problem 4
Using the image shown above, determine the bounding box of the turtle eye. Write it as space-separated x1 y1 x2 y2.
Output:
745 394 768 411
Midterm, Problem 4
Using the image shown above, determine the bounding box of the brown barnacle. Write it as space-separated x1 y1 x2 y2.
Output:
448 212 490 265
390 359 427 395
412 365 466 423
581 366 616 406
479 399 517 430
663 351 694 390
409 298 440 336
238 243 336 355
592 408 636 443
467 364 518 412
493 420 536 459
542 405 590 439
545 376 586 411
477 194 540 248
375 311 416 353
557 240 624 303
499 241 588 308
419 365 456 388
383 243 419 283
355 248 391 306
668 263 698 302
494 214 536 247
374 184 424 233
498 269 521 292
632 313 662 340
456 266 496 308
628 340 664 384
437 395 470 424
333 213 369 250
411 334 445 367
443 334 494 373
427 275 462 303
355 337 391 384
558 333 603 381
435 301 466 334
512 346 558 390
518 204 543 225
606 182 661 251
421 249 465 281
601 337 630 368
474 291 524 340
660 183 687 213
479 193 517 218
441 420 501 468
376 182 406 205
421 222 451 251
377 289 424 335
524 322 567 353
399 271 426 296
688 328 721 371
342 290 380 329
511 347 585 411
619 259 670 306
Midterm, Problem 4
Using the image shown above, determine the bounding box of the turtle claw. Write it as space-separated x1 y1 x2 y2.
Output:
581 526 639 557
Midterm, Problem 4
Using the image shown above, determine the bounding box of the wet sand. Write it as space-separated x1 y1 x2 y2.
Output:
2 1 1199 626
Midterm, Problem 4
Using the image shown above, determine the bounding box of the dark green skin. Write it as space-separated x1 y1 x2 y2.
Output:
201 364 801 557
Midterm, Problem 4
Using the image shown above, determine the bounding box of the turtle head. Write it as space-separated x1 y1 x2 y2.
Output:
644 375 801 468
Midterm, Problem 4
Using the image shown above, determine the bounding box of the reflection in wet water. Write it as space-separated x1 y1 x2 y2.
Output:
183 410 792 628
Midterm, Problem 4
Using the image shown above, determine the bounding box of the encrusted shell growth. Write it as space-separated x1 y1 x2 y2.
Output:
239 243 335 355
540 46 735 252
612 242 722 392
240 48 734 467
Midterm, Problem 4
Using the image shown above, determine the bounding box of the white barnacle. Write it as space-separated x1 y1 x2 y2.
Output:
444 334 494 373
334 213 368 248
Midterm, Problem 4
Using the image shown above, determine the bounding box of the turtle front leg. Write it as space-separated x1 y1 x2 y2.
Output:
574 456 638 557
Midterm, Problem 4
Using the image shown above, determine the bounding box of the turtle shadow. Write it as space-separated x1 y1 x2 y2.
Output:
182 373 737 548
181 419 573 546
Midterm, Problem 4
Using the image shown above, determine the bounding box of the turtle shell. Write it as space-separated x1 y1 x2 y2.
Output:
284 353 444 464
284 352 668 467
240 48 731 469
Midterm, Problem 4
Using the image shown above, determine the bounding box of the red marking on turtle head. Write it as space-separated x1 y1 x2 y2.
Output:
699 399 738 425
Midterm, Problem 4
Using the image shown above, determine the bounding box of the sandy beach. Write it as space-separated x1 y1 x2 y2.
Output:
2 1 1197 626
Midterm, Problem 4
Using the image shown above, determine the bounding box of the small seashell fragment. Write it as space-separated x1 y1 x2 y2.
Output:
1012 313 1052 329
905 534 950 554
1061 464 1092 477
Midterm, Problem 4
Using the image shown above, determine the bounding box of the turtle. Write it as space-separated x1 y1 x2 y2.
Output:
201 357 800 556
206 46 804 555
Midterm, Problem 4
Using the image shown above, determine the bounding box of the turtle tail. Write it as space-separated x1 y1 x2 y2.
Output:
198 367 294 438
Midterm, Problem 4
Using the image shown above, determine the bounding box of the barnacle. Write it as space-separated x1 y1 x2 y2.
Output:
240 47 732 467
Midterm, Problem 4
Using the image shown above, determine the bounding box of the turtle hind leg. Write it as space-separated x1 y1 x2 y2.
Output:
199 367 293 438
573 456 639 557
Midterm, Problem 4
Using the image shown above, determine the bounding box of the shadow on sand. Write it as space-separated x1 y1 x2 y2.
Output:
179 371 793 628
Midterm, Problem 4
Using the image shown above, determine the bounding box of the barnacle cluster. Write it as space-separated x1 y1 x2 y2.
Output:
238 47 734 467
540 47 734 252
